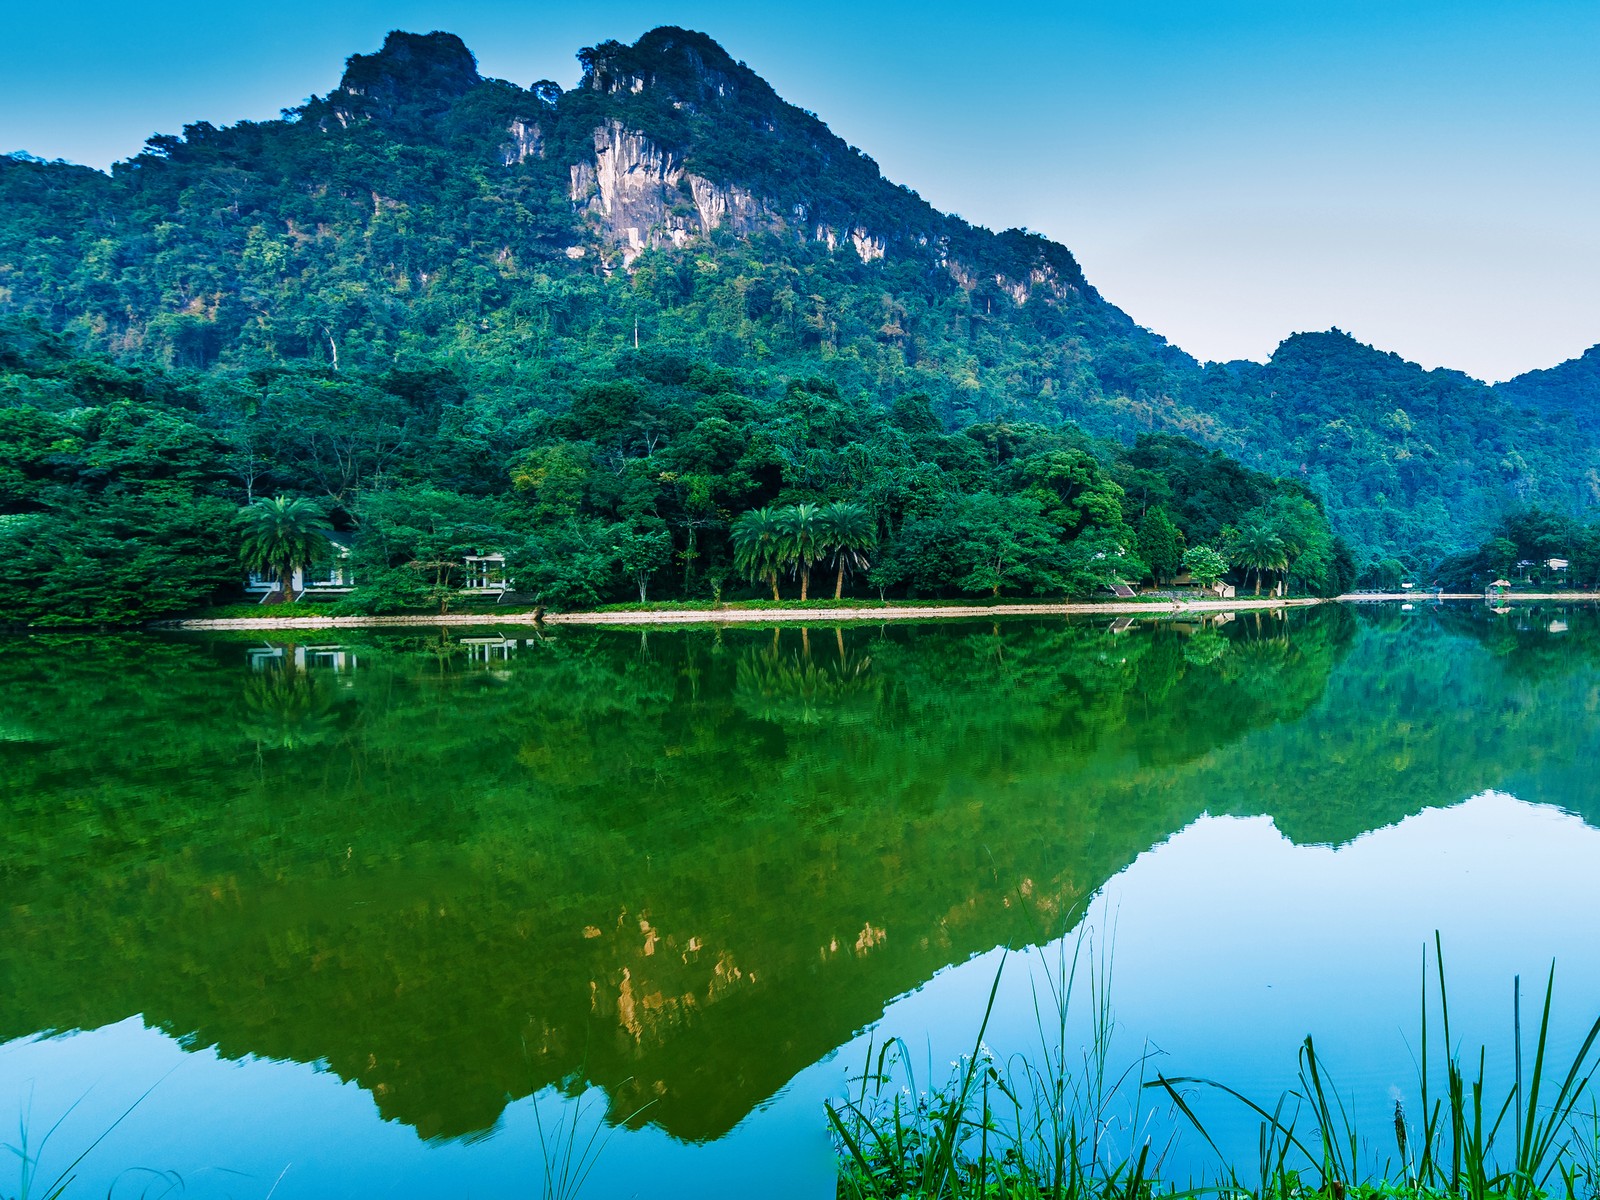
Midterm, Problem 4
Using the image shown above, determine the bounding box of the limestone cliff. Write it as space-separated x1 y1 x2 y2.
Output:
308 24 1105 299
557 27 1099 300
567 120 771 264
501 118 543 165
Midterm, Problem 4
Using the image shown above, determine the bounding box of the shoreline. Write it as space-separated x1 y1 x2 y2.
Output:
136 592 1600 632
1338 591 1600 602
157 596 1320 631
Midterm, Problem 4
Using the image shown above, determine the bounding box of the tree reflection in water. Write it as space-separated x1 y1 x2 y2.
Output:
1 605 1598 1142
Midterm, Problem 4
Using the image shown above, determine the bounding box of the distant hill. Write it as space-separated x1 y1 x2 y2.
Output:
1190 331 1599 564
1496 345 1600 433
0 26 1596 570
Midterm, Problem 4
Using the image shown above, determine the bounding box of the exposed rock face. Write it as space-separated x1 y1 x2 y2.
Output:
850 228 885 262
501 119 543 165
319 25 1096 289
558 28 920 269
945 258 1079 307
568 120 771 263
687 175 768 237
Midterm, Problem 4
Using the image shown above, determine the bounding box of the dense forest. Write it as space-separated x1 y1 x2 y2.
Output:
0 318 1349 623
1434 506 1600 592
0 26 1596 621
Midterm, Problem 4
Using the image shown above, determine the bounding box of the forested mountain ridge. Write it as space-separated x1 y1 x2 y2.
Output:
1496 345 1600 434
1193 332 1600 564
0 26 1595 618
0 28 1187 404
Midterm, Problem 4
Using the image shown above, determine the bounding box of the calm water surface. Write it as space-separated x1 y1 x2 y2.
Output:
3 604 1600 1197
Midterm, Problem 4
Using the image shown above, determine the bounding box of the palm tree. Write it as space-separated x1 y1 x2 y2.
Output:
817 501 877 599
732 506 786 601
236 496 333 603
1228 521 1287 596
777 502 823 600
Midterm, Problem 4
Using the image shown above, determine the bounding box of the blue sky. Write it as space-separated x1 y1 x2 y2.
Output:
2 0 1596 381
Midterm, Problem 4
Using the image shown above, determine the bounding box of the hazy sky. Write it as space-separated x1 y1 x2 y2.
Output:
3 0 1596 381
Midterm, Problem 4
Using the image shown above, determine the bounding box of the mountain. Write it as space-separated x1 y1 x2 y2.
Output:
0 26 1596 613
0 28 1185 394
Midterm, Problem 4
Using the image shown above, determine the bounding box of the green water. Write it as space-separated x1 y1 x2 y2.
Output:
3 604 1599 1196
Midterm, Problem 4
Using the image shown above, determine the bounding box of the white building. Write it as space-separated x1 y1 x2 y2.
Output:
246 546 513 602
463 553 510 595
245 538 356 602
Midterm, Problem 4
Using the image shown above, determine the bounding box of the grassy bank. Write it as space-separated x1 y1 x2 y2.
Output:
829 935 1600 1200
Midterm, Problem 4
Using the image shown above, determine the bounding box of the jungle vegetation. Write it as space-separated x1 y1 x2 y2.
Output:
0 27 1595 620
0 319 1352 623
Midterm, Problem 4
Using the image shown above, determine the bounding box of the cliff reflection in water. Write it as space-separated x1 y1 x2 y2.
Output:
2 605 1597 1144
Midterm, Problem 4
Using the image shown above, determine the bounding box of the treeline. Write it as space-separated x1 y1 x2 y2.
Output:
0 320 1353 623
1179 330 1599 565
1435 508 1600 591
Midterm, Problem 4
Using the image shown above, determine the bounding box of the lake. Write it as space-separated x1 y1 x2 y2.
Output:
4 603 1600 1198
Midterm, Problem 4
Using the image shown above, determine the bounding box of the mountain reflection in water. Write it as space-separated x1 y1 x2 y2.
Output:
2 603 1599 1193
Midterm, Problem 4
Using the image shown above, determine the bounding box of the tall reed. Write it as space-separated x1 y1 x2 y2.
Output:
1155 933 1600 1200
4 1082 167 1200
828 924 1168 1199
830 931 1600 1200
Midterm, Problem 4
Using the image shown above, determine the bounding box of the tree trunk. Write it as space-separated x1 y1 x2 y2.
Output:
1253 569 1262 597
800 566 810 601
835 561 845 600
638 576 648 603
281 565 296 604
769 572 780 602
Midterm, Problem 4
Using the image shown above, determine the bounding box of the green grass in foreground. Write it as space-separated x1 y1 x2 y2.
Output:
829 933 1600 1200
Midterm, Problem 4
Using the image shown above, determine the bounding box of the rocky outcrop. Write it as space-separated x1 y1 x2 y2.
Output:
334 31 480 122
850 228 885 262
803 222 886 264
501 119 543 165
687 175 767 236
568 120 772 264
946 254 1082 307
577 27 757 111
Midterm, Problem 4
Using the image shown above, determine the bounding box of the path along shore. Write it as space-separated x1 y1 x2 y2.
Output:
147 592 1600 632
158 596 1316 630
